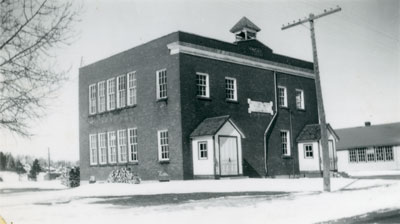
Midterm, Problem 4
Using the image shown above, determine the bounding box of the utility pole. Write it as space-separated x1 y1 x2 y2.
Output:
48 147 51 175
282 6 341 192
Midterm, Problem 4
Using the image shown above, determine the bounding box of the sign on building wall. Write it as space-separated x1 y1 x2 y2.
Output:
247 99 274 115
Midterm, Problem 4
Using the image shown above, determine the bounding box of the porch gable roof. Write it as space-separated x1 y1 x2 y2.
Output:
296 123 339 142
190 115 245 138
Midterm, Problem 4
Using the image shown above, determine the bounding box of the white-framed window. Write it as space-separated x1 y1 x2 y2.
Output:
349 149 357 163
107 131 117 163
117 75 127 108
375 147 385 161
98 81 106 113
107 78 116 110
280 130 291 156
98 133 107 164
128 128 138 162
117 129 127 163
367 148 375 162
156 69 167 99
225 77 237 101
198 141 208 159
158 130 169 161
384 146 394 161
89 84 97 115
89 134 98 165
357 148 367 162
295 89 305 110
304 144 313 158
127 71 137 106
278 86 287 107
196 72 209 98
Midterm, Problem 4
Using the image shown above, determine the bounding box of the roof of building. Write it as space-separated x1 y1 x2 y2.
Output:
336 122 400 150
230 17 261 33
296 124 339 142
190 115 245 138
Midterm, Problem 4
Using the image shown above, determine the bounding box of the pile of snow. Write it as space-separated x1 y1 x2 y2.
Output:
0 171 27 182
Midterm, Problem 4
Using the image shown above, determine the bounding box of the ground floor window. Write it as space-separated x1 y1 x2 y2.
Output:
98 133 107 164
108 131 117 163
158 130 169 161
118 130 127 163
89 134 98 165
349 146 394 163
280 130 291 156
349 149 357 162
128 128 138 162
198 141 208 159
304 144 313 158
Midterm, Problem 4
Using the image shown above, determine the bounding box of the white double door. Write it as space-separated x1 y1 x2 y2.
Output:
219 136 239 176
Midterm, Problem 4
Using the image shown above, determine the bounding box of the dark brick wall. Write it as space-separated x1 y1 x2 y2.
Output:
79 32 185 181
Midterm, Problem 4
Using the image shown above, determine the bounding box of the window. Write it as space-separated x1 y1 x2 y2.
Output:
89 134 98 165
357 148 366 162
98 133 107 164
385 146 394 161
304 144 313 158
107 131 117 163
98 81 106 113
367 148 375 162
89 84 97 115
198 141 208 159
117 75 127 108
158 130 169 161
295 89 305 110
127 71 137 106
118 129 127 163
375 147 385 161
107 78 116 110
278 86 287 107
280 130 291 156
156 69 167 99
225 77 237 101
349 149 357 162
196 72 209 98
128 128 138 162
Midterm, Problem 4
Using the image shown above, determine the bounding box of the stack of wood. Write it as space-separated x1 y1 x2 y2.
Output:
107 167 141 184
60 167 80 188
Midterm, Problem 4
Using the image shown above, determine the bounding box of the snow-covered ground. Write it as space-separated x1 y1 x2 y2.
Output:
1 171 400 224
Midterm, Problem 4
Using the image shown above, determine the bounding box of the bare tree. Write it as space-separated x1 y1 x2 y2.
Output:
0 0 80 137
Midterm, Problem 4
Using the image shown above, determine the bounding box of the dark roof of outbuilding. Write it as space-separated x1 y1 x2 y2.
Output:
190 115 231 137
230 16 261 33
296 124 339 142
336 122 400 150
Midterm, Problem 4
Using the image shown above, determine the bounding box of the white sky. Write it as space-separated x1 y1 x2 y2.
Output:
0 0 399 161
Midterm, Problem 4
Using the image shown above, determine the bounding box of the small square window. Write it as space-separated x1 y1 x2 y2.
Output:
198 141 208 159
304 144 313 158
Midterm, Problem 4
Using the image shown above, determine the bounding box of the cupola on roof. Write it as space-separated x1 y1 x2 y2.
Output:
230 17 261 41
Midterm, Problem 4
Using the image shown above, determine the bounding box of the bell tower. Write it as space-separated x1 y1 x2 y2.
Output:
230 17 261 42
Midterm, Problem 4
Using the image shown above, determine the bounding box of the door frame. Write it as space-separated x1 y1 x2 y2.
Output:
218 135 239 176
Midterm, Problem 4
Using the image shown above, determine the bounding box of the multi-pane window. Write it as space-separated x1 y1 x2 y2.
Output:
196 72 209 97
127 71 137 106
304 144 313 158
107 131 117 163
158 130 169 161
89 84 97 115
278 86 287 107
156 69 167 99
384 146 394 161
295 89 305 110
198 141 208 159
98 81 106 113
349 149 357 162
117 75 127 108
98 133 107 164
367 149 375 162
128 128 138 162
225 77 237 101
107 78 116 110
89 134 98 165
357 148 366 162
118 129 127 163
280 130 290 156
375 147 385 161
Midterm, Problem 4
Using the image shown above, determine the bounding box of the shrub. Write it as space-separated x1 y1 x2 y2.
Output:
60 167 80 188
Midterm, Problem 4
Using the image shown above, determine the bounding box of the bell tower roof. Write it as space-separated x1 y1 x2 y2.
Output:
230 17 261 41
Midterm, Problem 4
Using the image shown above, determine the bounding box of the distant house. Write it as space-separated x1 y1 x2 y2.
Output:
336 122 400 172
296 124 339 176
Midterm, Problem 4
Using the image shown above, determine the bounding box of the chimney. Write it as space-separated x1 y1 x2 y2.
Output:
365 121 371 127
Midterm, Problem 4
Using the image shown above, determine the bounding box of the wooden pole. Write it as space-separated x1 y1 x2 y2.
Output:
282 6 341 192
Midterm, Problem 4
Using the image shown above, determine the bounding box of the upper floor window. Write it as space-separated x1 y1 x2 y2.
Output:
225 77 237 101
98 81 106 113
198 141 208 160
89 134 98 165
278 86 287 107
117 129 127 163
158 130 169 161
117 75 126 108
127 71 137 106
156 69 167 99
107 131 117 163
98 133 107 164
295 89 305 110
196 72 209 98
89 84 97 115
128 128 138 162
280 130 291 156
107 78 116 110
304 144 313 158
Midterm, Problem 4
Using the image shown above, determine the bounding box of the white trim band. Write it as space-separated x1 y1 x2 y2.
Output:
167 41 315 79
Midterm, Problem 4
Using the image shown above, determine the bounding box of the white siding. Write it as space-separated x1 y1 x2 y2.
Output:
298 141 320 171
192 136 214 176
